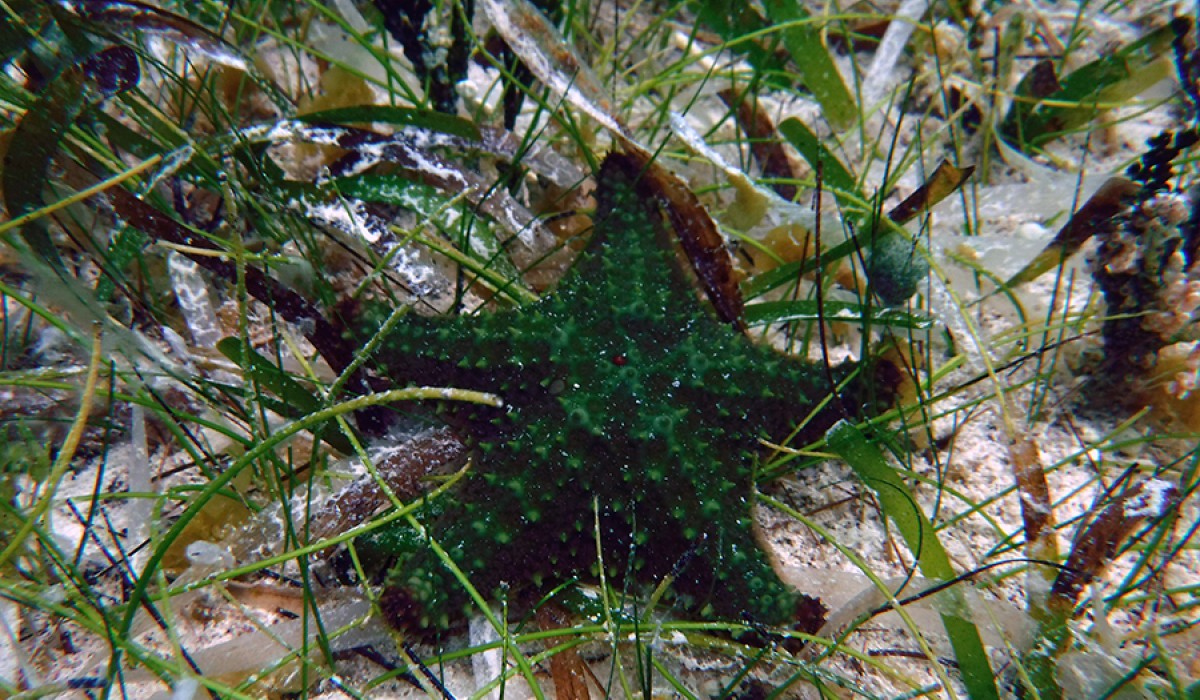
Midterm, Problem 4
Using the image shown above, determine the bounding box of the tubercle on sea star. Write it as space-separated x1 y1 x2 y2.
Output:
350 151 893 637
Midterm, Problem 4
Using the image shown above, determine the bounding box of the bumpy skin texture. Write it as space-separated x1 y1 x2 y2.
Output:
369 153 863 633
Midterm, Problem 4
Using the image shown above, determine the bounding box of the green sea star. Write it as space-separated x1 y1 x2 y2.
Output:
363 152 876 634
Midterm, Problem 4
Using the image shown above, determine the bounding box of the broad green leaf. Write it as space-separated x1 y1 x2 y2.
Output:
760 0 857 130
827 420 999 700
1001 21 1178 149
691 0 793 91
217 336 355 454
741 236 860 301
327 174 447 215
778 117 858 196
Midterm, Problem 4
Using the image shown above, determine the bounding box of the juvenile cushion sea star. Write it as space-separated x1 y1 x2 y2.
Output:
364 152 877 634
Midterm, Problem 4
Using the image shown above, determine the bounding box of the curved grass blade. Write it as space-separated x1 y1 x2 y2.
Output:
827 420 999 700
743 299 931 329
692 0 792 92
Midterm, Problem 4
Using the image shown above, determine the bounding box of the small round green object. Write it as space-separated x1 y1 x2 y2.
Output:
866 232 929 305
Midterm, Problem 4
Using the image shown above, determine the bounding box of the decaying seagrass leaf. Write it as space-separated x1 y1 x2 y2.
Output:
536 604 593 700
719 88 799 201
887 160 975 225
624 148 747 329
1049 477 1178 612
1009 433 1058 607
1004 176 1140 289
478 0 626 139
309 427 468 546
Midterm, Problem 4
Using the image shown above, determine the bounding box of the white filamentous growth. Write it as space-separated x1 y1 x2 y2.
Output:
276 121 555 252
304 198 390 245
303 198 445 299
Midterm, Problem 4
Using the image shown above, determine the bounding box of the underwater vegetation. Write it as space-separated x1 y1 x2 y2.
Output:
0 1 1197 699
